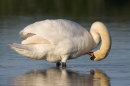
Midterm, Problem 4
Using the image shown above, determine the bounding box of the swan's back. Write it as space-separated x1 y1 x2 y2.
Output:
20 19 87 41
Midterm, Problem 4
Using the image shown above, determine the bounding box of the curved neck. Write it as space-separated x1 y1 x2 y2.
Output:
90 22 111 60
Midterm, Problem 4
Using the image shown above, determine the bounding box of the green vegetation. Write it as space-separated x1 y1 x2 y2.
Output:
0 0 130 20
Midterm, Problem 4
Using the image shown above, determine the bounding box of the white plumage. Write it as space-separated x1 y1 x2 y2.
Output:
9 19 111 67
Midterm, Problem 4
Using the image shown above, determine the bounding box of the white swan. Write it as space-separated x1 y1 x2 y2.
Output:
9 19 111 68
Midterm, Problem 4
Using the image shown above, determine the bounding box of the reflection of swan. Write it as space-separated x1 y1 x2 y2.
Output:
11 68 110 86
9 19 111 67
92 70 110 86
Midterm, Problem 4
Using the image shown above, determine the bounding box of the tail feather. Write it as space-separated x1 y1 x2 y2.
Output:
9 43 30 50
8 43 33 58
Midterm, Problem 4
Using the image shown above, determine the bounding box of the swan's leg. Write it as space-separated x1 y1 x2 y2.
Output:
56 62 61 67
61 55 68 68
62 62 66 68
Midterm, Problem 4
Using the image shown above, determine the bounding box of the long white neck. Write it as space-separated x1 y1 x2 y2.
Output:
90 21 111 61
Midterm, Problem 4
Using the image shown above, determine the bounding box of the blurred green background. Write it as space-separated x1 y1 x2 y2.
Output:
0 0 130 22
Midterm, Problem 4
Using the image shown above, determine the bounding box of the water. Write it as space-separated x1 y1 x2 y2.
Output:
0 16 130 86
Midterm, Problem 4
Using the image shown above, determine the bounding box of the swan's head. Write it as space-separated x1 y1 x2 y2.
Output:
87 50 109 61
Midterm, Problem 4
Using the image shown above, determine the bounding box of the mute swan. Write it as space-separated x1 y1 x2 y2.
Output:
9 19 111 68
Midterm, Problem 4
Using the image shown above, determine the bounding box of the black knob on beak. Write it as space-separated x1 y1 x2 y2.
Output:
90 55 96 60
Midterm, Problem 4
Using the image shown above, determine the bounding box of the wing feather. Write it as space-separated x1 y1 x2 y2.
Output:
19 19 87 45
22 35 51 44
20 33 35 40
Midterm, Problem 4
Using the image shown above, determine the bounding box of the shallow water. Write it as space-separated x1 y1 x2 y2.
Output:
0 16 130 86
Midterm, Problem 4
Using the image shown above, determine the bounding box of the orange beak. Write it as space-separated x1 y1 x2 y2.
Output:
87 52 94 57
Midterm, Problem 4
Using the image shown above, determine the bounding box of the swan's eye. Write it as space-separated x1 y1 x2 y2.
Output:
90 55 96 60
